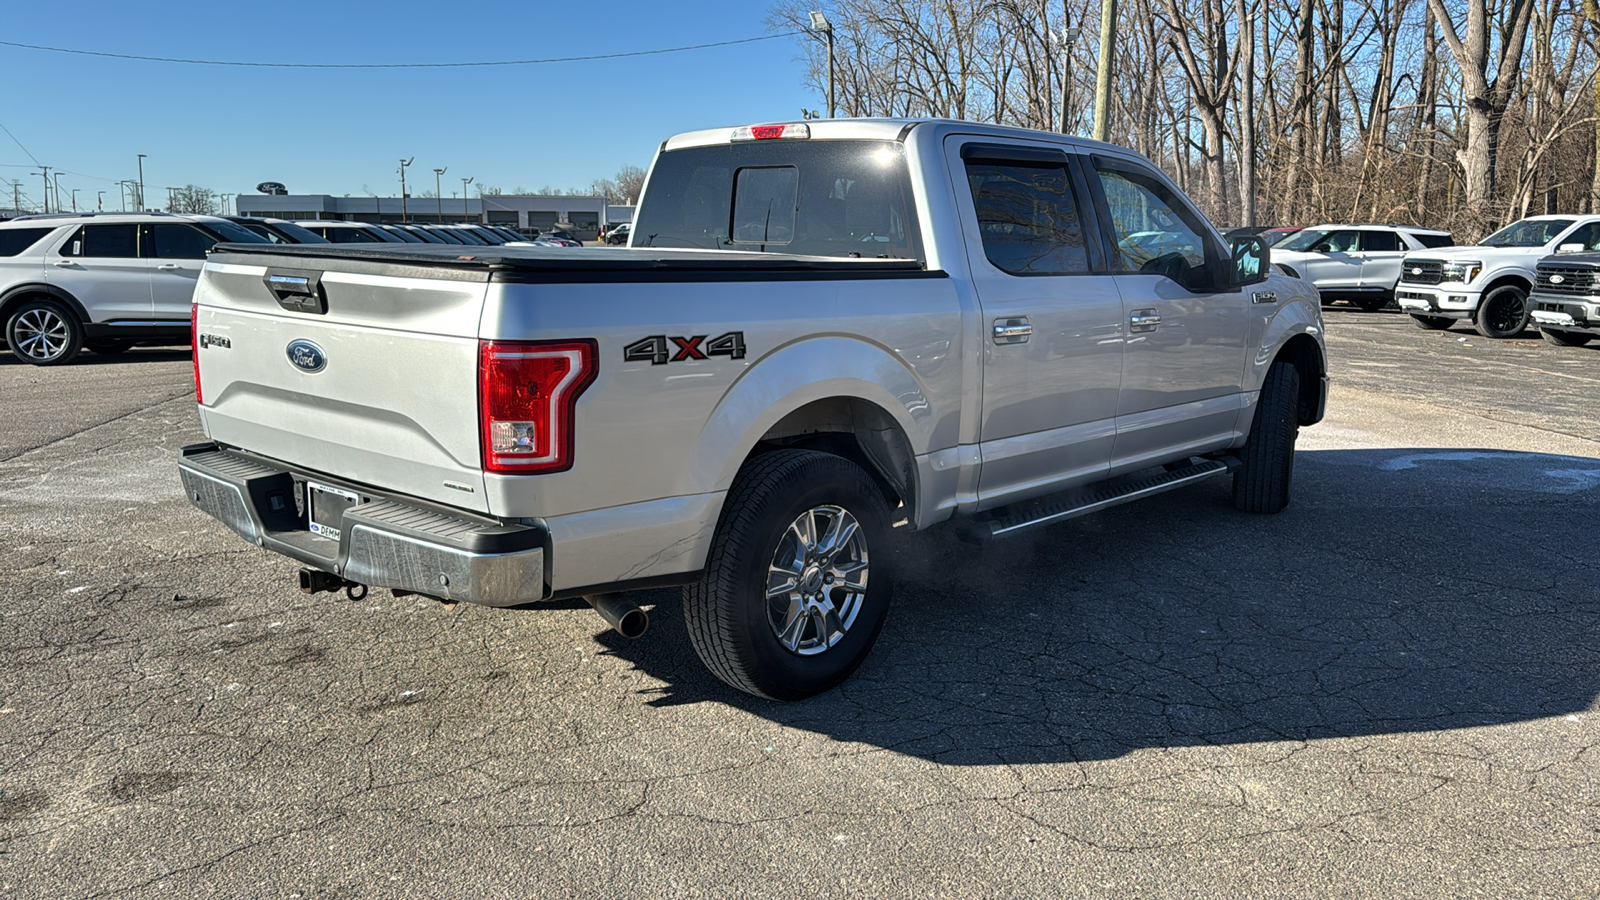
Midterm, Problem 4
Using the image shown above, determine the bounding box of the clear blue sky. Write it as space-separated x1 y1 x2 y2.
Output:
0 1 818 209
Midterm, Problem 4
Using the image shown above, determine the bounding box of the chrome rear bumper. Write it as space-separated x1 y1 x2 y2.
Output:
178 443 546 606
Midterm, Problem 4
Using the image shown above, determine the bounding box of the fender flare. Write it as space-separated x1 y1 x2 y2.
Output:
0 282 90 324
685 335 938 496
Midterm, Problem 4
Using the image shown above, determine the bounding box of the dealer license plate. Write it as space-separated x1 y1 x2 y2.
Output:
306 481 361 541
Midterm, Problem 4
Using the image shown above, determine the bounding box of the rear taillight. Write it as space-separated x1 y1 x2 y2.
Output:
191 303 202 405
479 339 597 475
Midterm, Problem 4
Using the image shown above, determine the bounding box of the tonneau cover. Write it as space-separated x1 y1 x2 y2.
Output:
208 243 931 280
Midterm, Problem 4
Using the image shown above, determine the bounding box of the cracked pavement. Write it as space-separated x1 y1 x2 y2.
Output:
1 310 1597 897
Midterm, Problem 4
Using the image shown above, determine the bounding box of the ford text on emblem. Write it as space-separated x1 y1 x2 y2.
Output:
1411 267 1422 275
286 339 327 373
1550 274 1565 284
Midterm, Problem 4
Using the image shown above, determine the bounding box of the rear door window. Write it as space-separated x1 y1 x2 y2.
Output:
1412 233 1454 249
964 159 1089 275
59 224 139 258
1359 230 1400 252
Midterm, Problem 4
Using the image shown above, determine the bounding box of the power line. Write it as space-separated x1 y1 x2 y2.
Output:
0 118 41 167
0 32 803 69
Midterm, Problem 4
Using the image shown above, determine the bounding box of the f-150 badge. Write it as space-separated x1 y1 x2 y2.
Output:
624 332 746 365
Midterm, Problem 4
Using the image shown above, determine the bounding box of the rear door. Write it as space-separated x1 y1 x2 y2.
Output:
1086 155 1249 471
944 136 1123 508
46 223 151 322
1356 229 1407 291
146 222 217 320
194 254 492 510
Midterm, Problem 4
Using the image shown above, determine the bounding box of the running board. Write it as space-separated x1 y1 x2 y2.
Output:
979 459 1233 541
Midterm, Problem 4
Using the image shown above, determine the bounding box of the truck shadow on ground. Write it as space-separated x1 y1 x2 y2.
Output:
596 447 1600 763
0 347 191 366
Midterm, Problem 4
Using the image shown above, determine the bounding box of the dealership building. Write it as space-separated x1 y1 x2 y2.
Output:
235 193 615 240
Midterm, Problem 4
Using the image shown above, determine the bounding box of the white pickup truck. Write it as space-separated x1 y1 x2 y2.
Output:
179 119 1327 699
1396 214 1600 338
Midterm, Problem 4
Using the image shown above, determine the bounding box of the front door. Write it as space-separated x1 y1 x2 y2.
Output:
1087 157 1249 472
1299 229 1364 289
44 223 151 322
145 222 217 320
1356 229 1407 291
945 136 1124 509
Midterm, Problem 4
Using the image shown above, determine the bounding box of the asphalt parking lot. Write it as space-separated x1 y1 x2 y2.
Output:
2 308 1597 897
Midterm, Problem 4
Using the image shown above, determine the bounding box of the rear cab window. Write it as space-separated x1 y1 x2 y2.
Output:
632 139 924 261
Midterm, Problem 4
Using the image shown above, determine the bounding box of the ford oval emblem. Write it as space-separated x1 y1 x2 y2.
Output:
1411 267 1423 275
1550 274 1565 284
286 339 327 373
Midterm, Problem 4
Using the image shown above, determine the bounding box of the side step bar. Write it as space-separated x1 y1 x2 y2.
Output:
977 459 1234 541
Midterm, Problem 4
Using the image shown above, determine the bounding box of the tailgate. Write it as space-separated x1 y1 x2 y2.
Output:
194 255 491 513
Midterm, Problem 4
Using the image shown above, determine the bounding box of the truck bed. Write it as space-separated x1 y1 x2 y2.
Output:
208 243 935 281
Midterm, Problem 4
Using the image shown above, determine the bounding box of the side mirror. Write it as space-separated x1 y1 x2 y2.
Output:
1557 242 1585 254
1228 234 1270 288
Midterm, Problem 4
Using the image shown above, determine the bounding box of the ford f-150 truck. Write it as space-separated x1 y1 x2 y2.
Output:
1529 252 1600 346
1395 214 1600 338
179 119 1328 700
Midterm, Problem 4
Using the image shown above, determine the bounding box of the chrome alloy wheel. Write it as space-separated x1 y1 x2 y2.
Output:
14 307 70 361
766 504 870 656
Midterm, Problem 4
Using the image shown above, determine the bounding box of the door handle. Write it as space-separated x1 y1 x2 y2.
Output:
992 317 1032 344
156 263 182 270
1129 309 1162 332
52 260 76 267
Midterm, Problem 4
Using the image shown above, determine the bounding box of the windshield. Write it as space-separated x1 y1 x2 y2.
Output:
198 219 270 243
1277 229 1331 252
632 139 924 260
1480 218 1575 247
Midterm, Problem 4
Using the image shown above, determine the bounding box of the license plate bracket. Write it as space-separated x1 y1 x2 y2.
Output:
306 481 361 541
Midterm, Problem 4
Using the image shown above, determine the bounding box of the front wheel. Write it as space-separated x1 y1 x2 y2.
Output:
5 298 83 365
1412 315 1454 331
1234 361 1300 514
684 450 894 700
1540 328 1594 347
1474 285 1530 339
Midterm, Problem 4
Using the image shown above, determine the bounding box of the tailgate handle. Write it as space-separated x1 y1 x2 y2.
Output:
263 268 327 315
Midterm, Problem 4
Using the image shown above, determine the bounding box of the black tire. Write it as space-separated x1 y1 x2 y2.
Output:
5 298 83 366
684 449 894 700
1473 284 1530 339
1353 297 1388 312
1540 328 1593 347
87 339 133 355
1412 315 1454 331
1233 361 1299 514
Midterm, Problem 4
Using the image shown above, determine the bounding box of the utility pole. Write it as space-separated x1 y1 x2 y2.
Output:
34 168 49 213
810 11 835 118
1091 0 1116 141
71 188 80 212
461 176 473 223
398 157 414 223
136 154 147 211
97 190 105 211
53 173 64 215
11 181 19 216
165 187 179 212
433 167 447 223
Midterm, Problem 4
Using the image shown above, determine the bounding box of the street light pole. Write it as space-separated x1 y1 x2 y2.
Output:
434 167 447 223
398 157 414 223
97 190 105 211
71 188 80 212
34 168 49 213
809 11 835 118
461 177 473 223
136 154 147 211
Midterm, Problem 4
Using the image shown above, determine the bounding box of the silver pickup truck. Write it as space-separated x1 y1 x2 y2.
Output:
180 119 1327 700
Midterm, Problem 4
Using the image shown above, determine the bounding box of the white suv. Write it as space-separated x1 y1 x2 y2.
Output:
0 213 266 365
1271 224 1455 311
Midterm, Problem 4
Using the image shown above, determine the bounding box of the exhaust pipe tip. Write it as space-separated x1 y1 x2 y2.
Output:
585 592 649 639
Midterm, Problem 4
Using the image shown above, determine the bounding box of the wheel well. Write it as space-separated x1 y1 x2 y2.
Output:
747 397 917 523
1275 333 1325 425
0 284 88 326
1481 274 1531 301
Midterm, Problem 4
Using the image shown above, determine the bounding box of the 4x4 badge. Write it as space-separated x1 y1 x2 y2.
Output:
624 332 746 365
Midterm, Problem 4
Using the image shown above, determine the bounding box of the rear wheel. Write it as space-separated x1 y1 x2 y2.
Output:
1473 284 1530 339
1540 328 1594 347
1412 315 1454 330
684 449 894 700
1233 361 1300 514
5 298 83 366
